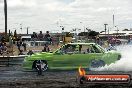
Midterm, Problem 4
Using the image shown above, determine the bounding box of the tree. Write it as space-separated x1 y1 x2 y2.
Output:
122 29 129 31
65 32 73 37
88 31 99 37
78 32 88 36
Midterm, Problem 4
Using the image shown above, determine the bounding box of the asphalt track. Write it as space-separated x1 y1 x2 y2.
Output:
0 66 132 88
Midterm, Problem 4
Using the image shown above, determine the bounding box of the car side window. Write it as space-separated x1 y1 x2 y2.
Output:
80 45 94 54
64 44 76 54
58 44 82 54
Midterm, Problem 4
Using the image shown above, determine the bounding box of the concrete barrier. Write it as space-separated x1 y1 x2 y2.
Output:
0 55 28 66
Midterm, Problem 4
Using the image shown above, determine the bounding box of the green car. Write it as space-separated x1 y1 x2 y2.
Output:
23 43 121 71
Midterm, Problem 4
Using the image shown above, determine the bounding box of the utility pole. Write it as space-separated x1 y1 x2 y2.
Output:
27 27 29 34
20 24 22 34
4 0 7 36
115 26 119 37
104 24 108 35
113 15 115 27
86 28 91 42
84 26 85 32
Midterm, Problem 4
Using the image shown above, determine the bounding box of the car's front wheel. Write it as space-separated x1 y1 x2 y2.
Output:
32 60 48 72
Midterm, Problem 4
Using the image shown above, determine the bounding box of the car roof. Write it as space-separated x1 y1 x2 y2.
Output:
67 42 96 45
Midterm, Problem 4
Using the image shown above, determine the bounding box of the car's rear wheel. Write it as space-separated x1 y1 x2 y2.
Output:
32 60 48 72
90 59 105 68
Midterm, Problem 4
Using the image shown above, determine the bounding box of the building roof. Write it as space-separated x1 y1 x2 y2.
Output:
100 30 132 35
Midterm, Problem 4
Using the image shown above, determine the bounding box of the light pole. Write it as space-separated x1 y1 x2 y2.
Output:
104 24 108 35
60 26 65 42
86 28 91 42
80 22 85 32
20 24 22 34
115 26 119 37
4 0 7 36
73 28 81 42
27 27 29 34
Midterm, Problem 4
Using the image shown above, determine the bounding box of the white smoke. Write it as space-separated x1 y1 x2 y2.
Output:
94 44 132 71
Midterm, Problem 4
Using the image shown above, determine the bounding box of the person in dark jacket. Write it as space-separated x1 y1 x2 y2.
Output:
42 44 50 52
18 50 25 55
22 42 26 51
27 50 34 55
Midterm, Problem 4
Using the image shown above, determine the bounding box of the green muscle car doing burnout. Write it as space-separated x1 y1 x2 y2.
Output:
23 43 121 71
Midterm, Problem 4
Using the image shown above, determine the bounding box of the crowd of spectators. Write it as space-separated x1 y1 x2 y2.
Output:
30 31 52 46
31 31 51 42
0 31 57 55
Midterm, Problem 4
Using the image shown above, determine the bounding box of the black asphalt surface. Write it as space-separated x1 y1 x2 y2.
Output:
0 65 132 88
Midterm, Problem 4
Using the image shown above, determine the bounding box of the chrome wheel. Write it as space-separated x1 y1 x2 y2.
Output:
33 60 48 72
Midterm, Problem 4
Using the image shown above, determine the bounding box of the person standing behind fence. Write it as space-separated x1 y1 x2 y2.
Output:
38 31 44 41
31 32 38 46
22 41 26 51
31 32 38 40
17 40 22 52
44 31 51 44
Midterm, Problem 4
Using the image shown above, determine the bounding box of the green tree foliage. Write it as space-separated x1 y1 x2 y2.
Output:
122 29 129 31
78 31 99 37
78 32 88 36
65 32 73 37
88 31 99 37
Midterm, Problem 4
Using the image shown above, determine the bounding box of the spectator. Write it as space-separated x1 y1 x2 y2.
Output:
44 31 51 42
0 48 2 55
1 37 5 43
31 32 38 40
38 31 44 41
22 41 27 51
42 44 50 52
17 40 21 52
0 42 5 55
3 43 7 51
27 50 34 55
31 32 37 46
18 50 24 55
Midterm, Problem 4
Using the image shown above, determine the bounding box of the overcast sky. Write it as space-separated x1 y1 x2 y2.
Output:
0 0 132 34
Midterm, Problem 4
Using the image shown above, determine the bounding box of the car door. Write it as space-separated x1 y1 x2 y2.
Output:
51 44 78 69
68 44 104 68
51 44 104 69
52 53 75 69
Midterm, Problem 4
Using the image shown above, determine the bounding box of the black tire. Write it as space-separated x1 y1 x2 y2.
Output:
90 60 99 68
90 59 105 68
79 77 85 84
117 55 121 60
32 60 48 72
98 60 105 67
